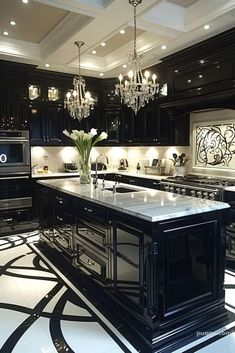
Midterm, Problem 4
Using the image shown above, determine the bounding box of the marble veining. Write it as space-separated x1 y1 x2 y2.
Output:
38 178 229 222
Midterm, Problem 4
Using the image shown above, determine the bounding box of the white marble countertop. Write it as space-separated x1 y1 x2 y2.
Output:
224 186 235 192
37 178 229 223
31 169 163 180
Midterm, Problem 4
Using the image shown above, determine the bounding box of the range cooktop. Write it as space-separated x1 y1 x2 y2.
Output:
165 175 235 187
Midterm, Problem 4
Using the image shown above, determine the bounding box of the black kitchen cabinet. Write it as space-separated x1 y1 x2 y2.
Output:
121 102 171 145
170 113 190 146
0 98 28 129
103 108 121 144
30 102 64 145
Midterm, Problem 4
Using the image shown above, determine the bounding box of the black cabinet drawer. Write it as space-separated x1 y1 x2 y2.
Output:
76 245 107 282
78 201 109 224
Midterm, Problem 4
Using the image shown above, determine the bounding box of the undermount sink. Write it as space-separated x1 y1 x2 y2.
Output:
105 187 143 193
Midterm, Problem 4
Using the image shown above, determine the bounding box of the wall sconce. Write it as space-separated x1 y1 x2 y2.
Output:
48 87 59 101
29 85 40 100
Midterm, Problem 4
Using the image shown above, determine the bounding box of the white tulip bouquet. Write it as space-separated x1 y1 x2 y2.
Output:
63 128 108 183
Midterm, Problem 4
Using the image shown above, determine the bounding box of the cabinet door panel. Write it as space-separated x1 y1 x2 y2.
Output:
46 104 64 144
104 109 120 143
29 104 46 145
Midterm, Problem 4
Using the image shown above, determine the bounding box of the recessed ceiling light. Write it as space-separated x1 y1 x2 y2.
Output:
120 29 125 34
91 50 96 54
187 79 192 83
198 74 203 78
99 73 104 77
3 31 8 36
200 59 205 64
161 45 167 50
22 0 29 3
122 64 127 68
204 24 210 30
101 42 106 47
174 69 179 73
10 20 16 26
45 64 50 68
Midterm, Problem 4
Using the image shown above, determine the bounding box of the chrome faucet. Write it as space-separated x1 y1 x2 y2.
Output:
94 154 108 188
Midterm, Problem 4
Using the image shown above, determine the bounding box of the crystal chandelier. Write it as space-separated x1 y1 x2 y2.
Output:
115 0 159 114
64 41 94 121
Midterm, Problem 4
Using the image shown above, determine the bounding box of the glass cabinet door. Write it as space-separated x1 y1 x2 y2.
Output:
105 109 120 143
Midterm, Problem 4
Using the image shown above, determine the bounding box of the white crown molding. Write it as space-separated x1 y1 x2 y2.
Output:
33 0 105 17
186 0 235 29
40 12 92 59
0 37 41 60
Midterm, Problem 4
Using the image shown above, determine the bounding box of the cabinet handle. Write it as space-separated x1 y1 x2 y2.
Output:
84 207 93 213
56 216 63 221
3 218 13 222
56 197 63 203
128 139 133 142
129 179 136 183
87 259 95 267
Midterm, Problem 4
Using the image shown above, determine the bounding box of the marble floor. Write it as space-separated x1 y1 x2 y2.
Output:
0 232 234 353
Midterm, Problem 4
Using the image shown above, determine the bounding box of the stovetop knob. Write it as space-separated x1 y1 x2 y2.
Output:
197 191 202 198
209 192 215 200
165 185 170 191
181 188 186 195
190 190 196 197
169 186 174 192
203 192 208 199
176 187 181 194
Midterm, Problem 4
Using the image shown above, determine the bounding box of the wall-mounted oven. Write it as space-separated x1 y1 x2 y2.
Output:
0 130 30 175
0 175 33 236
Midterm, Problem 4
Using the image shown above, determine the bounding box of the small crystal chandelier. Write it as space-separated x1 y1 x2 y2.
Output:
115 0 159 114
64 41 94 121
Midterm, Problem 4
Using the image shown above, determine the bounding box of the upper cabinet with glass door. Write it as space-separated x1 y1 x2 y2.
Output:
28 84 61 102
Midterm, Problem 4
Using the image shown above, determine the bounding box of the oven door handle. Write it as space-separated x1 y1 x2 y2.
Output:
0 176 29 180
0 139 29 142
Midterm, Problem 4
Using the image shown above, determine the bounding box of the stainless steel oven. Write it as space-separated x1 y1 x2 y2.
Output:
0 130 30 175
0 175 34 236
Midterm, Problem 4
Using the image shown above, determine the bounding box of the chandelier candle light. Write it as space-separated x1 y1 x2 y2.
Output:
64 41 94 121
63 129 108 184
115 0 159 114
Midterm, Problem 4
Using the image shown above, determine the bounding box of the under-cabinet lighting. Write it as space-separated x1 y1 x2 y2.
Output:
120 29 125 34
45 63 50 68
122 64 127 68
101 42 106 47
22 0 29 3
10 20 16 26
204 24 210 30
91 50 96 54
161 45 167 50
3 31 8 36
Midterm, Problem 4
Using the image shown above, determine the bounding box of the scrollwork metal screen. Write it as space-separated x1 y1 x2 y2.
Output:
194 121 235 168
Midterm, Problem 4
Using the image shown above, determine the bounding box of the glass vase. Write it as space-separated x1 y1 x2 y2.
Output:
79 159 91 184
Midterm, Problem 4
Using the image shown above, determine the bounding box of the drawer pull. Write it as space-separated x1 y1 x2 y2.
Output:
87 259 95 267
84 207 93 213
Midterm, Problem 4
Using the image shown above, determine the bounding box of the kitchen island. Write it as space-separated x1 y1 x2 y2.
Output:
37 178 230 353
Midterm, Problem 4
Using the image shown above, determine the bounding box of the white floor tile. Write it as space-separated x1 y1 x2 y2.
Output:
12 317 57 353
197 332 235 353
43 287 67 313
0 308 28 346
63 301 92 317
61 320 124 353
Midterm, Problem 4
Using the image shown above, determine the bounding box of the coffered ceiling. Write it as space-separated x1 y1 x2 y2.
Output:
0 0 235 79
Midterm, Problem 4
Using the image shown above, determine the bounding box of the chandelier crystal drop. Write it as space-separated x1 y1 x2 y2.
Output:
115 0 159 114
64 41 94 121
